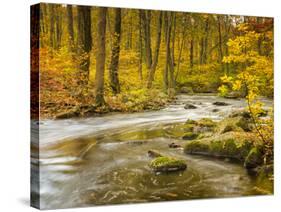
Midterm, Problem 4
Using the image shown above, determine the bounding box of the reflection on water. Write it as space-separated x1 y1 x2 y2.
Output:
34 95 273 209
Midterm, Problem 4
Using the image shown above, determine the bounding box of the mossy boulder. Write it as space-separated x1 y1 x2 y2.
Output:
197 118 216 128
244 147 263 169
183 118 216 134
215 116 252 134
184 132 258 162
149 156 187 173
182 132 199 140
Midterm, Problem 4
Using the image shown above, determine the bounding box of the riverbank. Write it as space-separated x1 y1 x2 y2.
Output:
40 88 175 119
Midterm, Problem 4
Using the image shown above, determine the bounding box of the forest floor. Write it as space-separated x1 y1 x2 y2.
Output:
40 88 175 119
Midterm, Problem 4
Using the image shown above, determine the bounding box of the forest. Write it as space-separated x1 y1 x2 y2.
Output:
33 4 273 118
31 3 274 208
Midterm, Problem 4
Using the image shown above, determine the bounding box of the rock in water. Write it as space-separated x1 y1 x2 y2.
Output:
149 156 187 173
180 86 194 94
184 103 197 109
168 143 181 148
148 150 163 158
213 101 230 106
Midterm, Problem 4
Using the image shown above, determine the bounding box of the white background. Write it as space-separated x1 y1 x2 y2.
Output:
0 0 280 211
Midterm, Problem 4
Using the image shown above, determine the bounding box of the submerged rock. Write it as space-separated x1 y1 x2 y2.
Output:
213 101 230 106
184 103 197 109
148 150 163 158
168 143 182 148
149 156 187 173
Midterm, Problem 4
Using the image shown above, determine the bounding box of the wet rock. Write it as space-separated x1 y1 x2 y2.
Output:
180 87 194 94
128 140 148 146
212 109 220 113
168 143 181 148
224 91 243 99
149 156 187 173
148 150 163 158
184 103 197 109
182 132 199 140
229 110 251 119
213 101 230 106
55 109 79 119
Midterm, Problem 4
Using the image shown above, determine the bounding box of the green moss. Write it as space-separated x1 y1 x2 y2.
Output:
184 141 210 154
197 118 216 127
183 123 195 132
184 132 258 164
149 156 187 172
182 132 199 140
215 117 251 134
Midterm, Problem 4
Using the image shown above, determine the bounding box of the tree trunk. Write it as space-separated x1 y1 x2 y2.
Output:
147 11 163 88
190 38 194 68
138 10 143 81
168 13 176 89
77 6 92 79
163 12 172 92
109 8 122 95
175 26 187 80
257 17 263 55
66 5 74 50
94 7 107 106
217 16 224 73
140 10 152 69
49 4 55 50
200 17 209 64
55 5 62 49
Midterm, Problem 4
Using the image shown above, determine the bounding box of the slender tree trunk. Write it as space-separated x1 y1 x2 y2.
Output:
175 27 187 80
171 14 176 69
77 6 92 79
94 7 107 106
140 10 152 69
200 17 209 64
49 4 55 50
147 11 163 88
109 8 122 95
224 16 231 74
257 17 263 55
217 16 224 73
55 5 62 50
138 11 143 81
190 37 194 68
67 5 74 50
163 12 172 92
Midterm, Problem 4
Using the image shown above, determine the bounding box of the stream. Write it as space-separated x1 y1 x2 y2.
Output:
32 94 273 209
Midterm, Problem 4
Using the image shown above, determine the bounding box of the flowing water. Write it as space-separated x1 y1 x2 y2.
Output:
32 94 273 209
